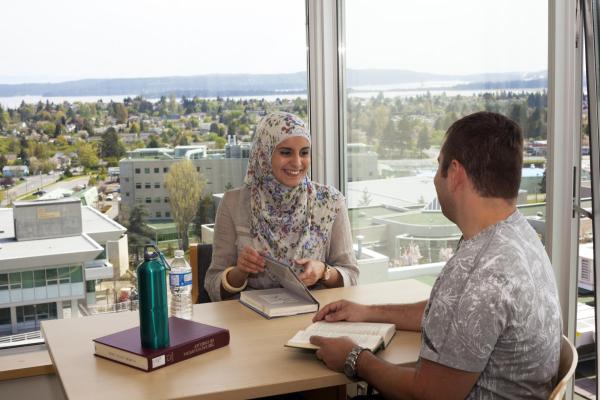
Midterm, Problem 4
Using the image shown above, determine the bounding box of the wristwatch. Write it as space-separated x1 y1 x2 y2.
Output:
344 345 369 379
320 264 332 281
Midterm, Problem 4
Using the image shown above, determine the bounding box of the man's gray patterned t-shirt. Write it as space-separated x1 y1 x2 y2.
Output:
419 211 561 399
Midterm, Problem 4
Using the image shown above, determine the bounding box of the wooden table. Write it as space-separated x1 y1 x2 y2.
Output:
42 280 431 400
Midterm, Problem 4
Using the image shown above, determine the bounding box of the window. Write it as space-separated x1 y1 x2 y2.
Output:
0 0 307 344
46 269 58 285
0 274 7 291
9 272 21 290
34 270 45 287
342 0 547 280
69 266 83 283
21 271 33 289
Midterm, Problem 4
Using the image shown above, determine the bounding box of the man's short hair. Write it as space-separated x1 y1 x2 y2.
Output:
441 111 523 199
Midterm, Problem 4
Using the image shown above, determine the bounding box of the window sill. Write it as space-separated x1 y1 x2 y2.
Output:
0 348 54 381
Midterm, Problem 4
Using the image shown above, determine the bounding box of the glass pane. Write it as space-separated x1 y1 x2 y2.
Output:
576 38 596 397
46 268 57 280
70 266 83 283
9 272 21 284
58 267 69 279
0 308 10 325
0 0 307 343
34 270 46 287
343 1 547 282
21 271 34 289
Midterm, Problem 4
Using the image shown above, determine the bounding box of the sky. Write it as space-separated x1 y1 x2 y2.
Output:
0 0 547 84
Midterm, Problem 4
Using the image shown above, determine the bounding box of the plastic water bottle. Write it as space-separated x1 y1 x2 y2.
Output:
169 250 193 319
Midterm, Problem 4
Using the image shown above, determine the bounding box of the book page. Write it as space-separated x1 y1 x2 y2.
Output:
287 330 382 351
257 292 303 305
306 321 394 338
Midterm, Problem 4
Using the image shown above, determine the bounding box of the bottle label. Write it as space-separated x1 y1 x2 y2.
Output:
170 272 192 287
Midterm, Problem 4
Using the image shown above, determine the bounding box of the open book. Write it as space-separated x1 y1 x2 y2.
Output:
286 321 396 352
240 256 319 319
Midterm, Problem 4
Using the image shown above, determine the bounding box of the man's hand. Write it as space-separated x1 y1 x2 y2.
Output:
313 300 370 323
310 336 356 372
295 258 325 286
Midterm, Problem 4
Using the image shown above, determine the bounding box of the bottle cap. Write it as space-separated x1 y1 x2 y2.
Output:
174 250 184 258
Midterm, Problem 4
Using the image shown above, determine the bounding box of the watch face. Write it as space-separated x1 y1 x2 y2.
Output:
344 361 355 378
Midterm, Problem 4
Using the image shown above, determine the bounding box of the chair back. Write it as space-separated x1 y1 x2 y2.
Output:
548 335 578 400
189 243 213 303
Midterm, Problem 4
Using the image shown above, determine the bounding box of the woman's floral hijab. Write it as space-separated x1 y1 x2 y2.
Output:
245 112 341 266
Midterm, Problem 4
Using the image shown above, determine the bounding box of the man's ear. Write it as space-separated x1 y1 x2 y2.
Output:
448 160 466 192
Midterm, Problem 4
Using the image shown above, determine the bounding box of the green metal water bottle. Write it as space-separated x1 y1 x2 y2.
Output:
137 245 170 349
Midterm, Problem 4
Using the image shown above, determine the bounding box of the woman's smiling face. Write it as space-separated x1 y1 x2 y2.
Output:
271 136 310 187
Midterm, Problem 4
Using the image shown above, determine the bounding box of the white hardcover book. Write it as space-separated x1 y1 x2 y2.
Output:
239 256 319 319
285 321 396 352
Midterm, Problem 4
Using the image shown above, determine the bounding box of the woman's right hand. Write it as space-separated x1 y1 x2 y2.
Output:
236 245 266 274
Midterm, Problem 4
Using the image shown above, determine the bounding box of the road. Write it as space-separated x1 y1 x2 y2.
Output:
1 175 89 206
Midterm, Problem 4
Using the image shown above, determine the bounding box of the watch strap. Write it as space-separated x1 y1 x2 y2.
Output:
344 345 369 379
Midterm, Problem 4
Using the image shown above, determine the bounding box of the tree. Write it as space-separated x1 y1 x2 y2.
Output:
100 128 126 159
114 103 129 124
193 194 215 239
77 143 99 169
164 160 205 250
147 135 161 148
417 127 431 157
125 204 152 264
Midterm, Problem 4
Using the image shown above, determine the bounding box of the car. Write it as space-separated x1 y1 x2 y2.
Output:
105 194 114 201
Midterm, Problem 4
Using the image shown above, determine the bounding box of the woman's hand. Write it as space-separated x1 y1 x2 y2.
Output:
236 245 265 274
295 259 326 286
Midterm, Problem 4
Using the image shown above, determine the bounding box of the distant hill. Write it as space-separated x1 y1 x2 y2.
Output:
0 69 548 98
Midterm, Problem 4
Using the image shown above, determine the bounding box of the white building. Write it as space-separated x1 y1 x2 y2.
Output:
119 144 249 219
0 199 127 336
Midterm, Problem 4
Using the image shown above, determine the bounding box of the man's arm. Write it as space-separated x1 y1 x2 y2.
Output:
313 300 427 332
311 336 480 400
358 352 479 400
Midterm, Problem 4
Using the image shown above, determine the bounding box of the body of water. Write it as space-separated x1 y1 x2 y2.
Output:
0 85 546 108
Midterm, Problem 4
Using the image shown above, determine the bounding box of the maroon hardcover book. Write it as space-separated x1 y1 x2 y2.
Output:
93 317 229 372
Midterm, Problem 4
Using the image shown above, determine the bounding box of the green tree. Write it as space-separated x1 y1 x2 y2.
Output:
193 194 215 239
417 127 431 157
147 135 161 148
77 143 99 169
125 204 152 263
164 160 205 251
100 128 126 159
114 103 129 124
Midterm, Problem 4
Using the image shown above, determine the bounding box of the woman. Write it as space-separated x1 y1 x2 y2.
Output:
205 112 358 301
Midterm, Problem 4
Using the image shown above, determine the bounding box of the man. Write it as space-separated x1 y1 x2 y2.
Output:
310 112 561 399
